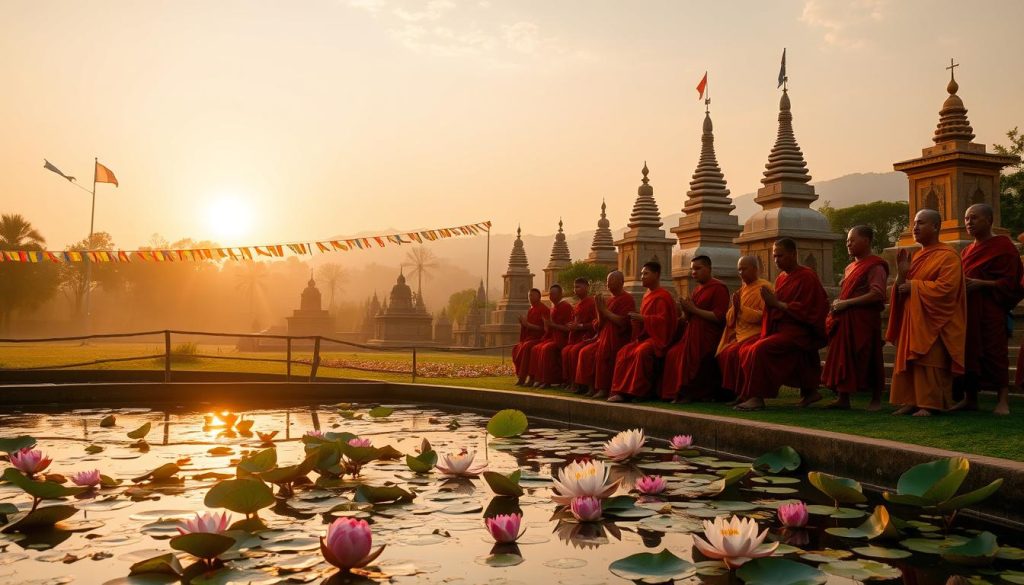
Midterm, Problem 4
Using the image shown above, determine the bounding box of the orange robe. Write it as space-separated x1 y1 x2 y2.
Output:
886 243 966 410
821 256 889 394
610 288 679 398
529 300 574 384
575 292 636 391
958 236 1024 392
512 302 550 379
560 296 598 383
738 266 829 400
660 279 730 401
717 279 772 395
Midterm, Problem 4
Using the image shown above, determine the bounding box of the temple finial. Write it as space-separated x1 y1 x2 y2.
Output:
946 57 960 94
600 199 607 217
641 161 649 184
558 218 563 232
516 224 521 239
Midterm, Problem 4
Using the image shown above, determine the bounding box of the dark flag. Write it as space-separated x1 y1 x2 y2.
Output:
777 48 787 88
43 159 76 182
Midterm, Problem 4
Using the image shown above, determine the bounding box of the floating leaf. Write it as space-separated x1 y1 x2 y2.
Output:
368 406 394 418
85 444 104 454
131 464 181 483
752 447 801 474
938 479 1003 512
234 420 254 433
237 448 277 475
737 558 827 585
821 559 901 580
204 478 274 514
486 409 529 438
127 422 152 440
941 531 998 566
482 470 524 497
825 506 899 540
799 550 852 563
99 415 116 428
722 466 752 487
0 436 36 453
354 484 415 504
2 468 88 500
1 505 79 532
260 453 317 485
406 450 438 474
852 545 912 560
207 447 234 456
807 472 866 505
608 549 696 583
129 553 184 576
169 532 236 560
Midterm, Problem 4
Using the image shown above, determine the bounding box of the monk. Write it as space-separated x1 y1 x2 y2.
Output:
953 203 1024 415
574 271 636 399
660 256 730 403
820 225 889 411
560 278 598 390
529 284 574 388
717 256 772 401
887 209 967 417
608 261 679 403
735 238 830 411
513 288 550 386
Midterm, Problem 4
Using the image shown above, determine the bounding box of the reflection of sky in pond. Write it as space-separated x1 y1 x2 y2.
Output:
0 403 1022 584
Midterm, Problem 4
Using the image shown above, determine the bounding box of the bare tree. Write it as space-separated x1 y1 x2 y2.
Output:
316 262 345 312
234 261 268 329
403 247 439 298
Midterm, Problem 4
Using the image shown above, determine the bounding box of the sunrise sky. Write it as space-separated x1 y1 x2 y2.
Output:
2 0 1022 250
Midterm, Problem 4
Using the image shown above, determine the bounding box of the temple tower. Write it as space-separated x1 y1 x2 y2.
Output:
453 280 486 347
367 269 435 347
433 309 453 345
482 226 535 346
672 106 742 294
586 200 619 271
615 163 677 303
542 219 572 294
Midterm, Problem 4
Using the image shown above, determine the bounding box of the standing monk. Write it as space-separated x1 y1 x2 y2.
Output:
513 288 550 386
574 271 635 399
660 256 730 403
717 256 772 401
529 284 574 388
953 203 1024 415
608 261 679 403
821 226 889 411
560 278 598 389
887 209 967 417
735 239 829 411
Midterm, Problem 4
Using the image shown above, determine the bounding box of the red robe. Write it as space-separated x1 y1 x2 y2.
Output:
529 300 574 384
575 292 636 391
560 296 598 383
959 236 1024 391
610 287 679 398
738 266 829 399
821 256 889 394
660 279 730 400
512 302 550 379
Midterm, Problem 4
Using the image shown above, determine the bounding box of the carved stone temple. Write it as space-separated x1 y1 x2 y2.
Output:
586 201 619 271
366 270 435 347
453 280 486 347
286 276 334 337
482 226 535 347
615 163 677 303
543 219 572 295
735 87 839 287
672 107 742 295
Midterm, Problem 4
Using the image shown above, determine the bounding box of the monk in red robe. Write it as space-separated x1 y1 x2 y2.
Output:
821 225 888 410
530 284 574 388
608 261 678 402
560 278 598 389
717 256 772 402
574 271 635 399
513 288 550 386
887 209 966 417
660 256 729 402
735 238 829 411
953 203 1024 415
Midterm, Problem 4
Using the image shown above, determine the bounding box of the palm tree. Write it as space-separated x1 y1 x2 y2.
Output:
0 214 45 250
316 262 345 312
0 214 57 334
234 261 268 330
403 247 439 298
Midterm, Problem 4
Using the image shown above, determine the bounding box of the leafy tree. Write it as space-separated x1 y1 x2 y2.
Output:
0 214 59 333
557 261 611 290
446 287 493 326
819 200 909 283
995 126 1024 237
58 232 120 318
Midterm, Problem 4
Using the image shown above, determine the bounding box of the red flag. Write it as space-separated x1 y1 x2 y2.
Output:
95 160 118 187
696 72 708 100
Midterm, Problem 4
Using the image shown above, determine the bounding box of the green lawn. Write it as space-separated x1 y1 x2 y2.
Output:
2 343 1022 461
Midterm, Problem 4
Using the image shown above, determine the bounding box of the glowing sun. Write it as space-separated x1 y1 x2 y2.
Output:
204 194 254 243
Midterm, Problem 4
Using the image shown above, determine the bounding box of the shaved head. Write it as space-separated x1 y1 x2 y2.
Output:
967 203 994 222
606 270 625 294
737 255 760 285
913 209 942 246
965 203 995 240
918 208 941 229
738 255 758 269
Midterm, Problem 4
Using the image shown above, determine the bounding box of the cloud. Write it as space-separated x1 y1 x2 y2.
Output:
800 0 886 49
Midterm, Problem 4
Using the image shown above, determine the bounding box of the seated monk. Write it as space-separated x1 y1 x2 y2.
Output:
529 284 574 388
660 255 729 403
717 256 772 402
952 203 1024 416
513 288 550 386
608 261 679 403
821 225 888 411
735 238 829 411
887 209 966 417
560 278 597 390
574 270 635 399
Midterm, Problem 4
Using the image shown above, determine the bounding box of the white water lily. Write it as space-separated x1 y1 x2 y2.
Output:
603 428 645 462
691 515 779 568
435 449 487 476
551 459 620 505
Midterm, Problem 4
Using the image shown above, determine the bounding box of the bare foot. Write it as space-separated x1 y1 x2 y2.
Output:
734 398 765 411
912 408 933 417
591 390 608 400
797 392 823 407
994 401 1011 416
607 393 629 403
866 400 882 412
825 399 850 410
892 405 916 416
949 399 978 412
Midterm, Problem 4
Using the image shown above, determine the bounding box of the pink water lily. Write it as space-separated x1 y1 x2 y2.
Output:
70 469 102 487
635 475 667 495
305 430 324 439
692 515 778 568
570 496 603 522
177 511 231 535
436 449 487 476
9 448 51 477
669 435 693 450
778 501 808 528
321 517 386 571
603 428 645 462
485 513 524 544
347 438 372 448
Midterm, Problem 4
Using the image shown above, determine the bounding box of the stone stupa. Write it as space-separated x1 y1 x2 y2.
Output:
482 226 535 346
614 163 677 302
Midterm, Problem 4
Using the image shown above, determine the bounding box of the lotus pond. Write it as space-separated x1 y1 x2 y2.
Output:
1 402 1023 585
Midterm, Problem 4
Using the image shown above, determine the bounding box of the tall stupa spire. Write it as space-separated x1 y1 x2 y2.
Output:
933 59 975 144
543 219 572 291
507 225 529 270
628 162 664 229
615 162 676 300
586 200 618 269
761 89 812 186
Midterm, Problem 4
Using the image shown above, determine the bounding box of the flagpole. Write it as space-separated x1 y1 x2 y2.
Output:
484 224 490 325
84 157 97 337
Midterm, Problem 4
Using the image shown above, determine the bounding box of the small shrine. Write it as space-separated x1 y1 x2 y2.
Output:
286 276 334 337
482 226 535 346
367 269 435 347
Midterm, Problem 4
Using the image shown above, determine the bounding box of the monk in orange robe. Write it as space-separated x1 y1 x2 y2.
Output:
953 203 1024 415
529 284 574 388
887 209 967 417
513 288 550 386
821 225 888 411
717 256 772 401
608 261 678 402
575 270 635 398
735 238 829 411
660 256 730 402
560 278 598 389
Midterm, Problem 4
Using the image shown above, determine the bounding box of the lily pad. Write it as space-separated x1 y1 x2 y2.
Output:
127 422 152 440
204 478 275 514
752 447 801 474
807 472 867 505
406 450 438 474
354 484 415 504
169 532 236 560
100 415 116 427
2 468 88 500
486 409 529 438
132 463 181 483
852 545 912 560
941 531 998 566
608 549 696 583
825 506 899 540
237 449 277 475
1 505 79 532
482 470 524 497
737 558 827 585
128 553 183 576
368 406 394 418
821 559 901 580
0 435 36 453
